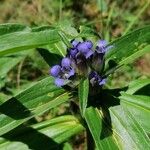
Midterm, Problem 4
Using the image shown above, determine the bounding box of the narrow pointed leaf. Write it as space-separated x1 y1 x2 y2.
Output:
0 25 60 56
84 107 119 150
105 26 150 68
126 79 150 94
0 116 84 150
0 77 70 136
78 78 89 116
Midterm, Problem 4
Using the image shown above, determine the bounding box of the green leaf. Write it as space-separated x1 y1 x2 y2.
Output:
0 23 30 36
84 107 119 150
0 93 10 105
0 25 60 56
58 31 73 48
56 20 78 39
0 115 84 150
118 45 150 66
0 77 70 136
63 143 73 150
78 78 89 116
126 79 150 94
79 26 101 38
105 26 150 67
110 101 150 150
84 87 150 149
119 92 150 133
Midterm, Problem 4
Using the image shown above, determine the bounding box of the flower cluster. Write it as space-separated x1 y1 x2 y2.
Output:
50 39 113 87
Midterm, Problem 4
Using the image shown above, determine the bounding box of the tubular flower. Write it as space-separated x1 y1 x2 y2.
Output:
50 39 113 87
50 57 75 87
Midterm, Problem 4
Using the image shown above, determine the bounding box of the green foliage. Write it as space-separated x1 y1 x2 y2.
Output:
78 78 89 116
0 115 84 150
0 13 150 150
105 25 150 68
0 77 70 136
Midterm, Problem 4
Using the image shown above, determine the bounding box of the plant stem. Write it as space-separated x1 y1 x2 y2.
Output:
17 58 25 89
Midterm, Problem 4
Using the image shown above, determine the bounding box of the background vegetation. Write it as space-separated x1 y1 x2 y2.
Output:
0 0 150 149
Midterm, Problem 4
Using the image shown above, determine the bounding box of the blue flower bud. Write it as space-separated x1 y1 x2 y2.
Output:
77 41 93 58
85 50 94 59
85 41 93 48
55 78 65 87
99 78 106 85
61 57 71 68
96 40 108 53
97 40 107 48
71 40 79 48
96 40 113 54
77 41 92 54
50 65 61 77
70 48 78 58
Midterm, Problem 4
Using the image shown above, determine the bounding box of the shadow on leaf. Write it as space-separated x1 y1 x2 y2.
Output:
0 97 31 120
88 87 126 140
37 48 62 67
2 125 63 150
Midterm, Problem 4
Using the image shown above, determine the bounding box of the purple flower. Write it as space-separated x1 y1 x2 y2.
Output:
50 39 113 87
61 57 71 68
99 78 106 85
50 57 75 87
55 78 65 87
96 40 113 53
71 40 80 48
89 71 106 86
77 41 94 58
50 65 61 77
69 48 78 58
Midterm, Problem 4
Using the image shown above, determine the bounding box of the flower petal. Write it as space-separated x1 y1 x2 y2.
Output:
97 40 107 48
77 41 92 54
61 57 71 68
71 40 79 47
85 50 94 58
55 78 65 87
99 79 106 85
68 68 75 78
50 65 61 77
105 45 114 52
70 48 78 58
85 40 93 49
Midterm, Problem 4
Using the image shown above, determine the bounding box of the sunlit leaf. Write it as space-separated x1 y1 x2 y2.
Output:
0 115 84 150
0 77 70 136
78 78 89 116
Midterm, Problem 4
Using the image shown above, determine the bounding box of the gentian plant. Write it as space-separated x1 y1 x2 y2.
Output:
50 39 112 87
0 22 149 150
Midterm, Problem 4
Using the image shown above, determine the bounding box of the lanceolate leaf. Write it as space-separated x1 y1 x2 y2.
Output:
101 90 150 150
126 79 150 94
84 107 119 150
0 27 60 56
84 83 150 149
0 23 30 36
110 102 150 150
105 26 150 67
0 115 84 150
0 77 70 136
119 92 150 133
78 78 89 116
